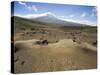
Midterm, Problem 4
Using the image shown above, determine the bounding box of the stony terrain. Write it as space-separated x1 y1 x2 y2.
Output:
12 16 97 73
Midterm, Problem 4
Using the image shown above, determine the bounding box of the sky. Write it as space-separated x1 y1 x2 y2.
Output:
11 1 97 26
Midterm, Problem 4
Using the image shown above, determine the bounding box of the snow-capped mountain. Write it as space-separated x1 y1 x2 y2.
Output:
16 12 85 26
31 12 67 24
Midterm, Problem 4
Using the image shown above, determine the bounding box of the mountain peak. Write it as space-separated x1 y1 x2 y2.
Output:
15 12 87 26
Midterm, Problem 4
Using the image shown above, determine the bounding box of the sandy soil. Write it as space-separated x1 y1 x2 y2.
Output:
14 39 97 73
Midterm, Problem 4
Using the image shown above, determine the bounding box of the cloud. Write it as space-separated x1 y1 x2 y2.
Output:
26 5 38 12
18 1 38 13
91 7 97 17
18 1 26 6
69 14 75 18
61 16 65 18
16 12 56 18
80 12 86 17
32 5 38 12
92 7 97 13
59 17 96 26
78 20 97 26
